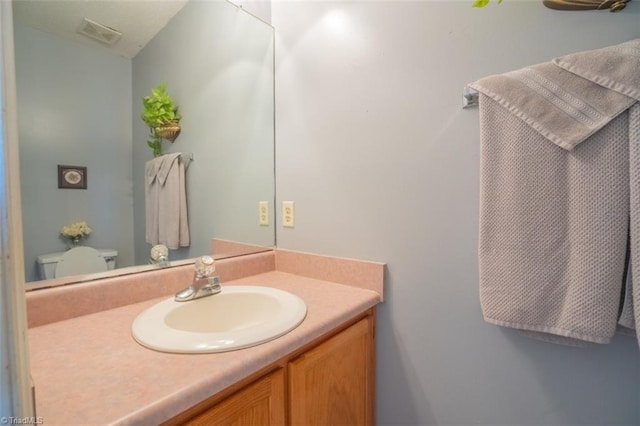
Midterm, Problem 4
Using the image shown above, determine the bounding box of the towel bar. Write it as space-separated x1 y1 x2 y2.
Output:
181 152 194 170
463 86 479 109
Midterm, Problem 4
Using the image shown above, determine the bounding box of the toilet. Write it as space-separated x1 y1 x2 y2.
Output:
37 247 118 280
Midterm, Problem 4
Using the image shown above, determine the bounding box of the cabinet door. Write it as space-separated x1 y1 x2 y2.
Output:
183 368 285 426
288 316 374 426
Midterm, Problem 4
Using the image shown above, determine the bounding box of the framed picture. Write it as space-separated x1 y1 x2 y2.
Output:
58 165 87 189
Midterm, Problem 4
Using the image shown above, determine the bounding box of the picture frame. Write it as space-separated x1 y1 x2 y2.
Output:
58 165 87 189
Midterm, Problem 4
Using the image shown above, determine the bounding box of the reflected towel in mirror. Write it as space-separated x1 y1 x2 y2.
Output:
145 153 190 249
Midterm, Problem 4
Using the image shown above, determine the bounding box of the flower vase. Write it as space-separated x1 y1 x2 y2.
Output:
68 237 82 250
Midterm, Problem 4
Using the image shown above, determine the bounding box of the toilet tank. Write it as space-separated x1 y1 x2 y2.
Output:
37 249 118 280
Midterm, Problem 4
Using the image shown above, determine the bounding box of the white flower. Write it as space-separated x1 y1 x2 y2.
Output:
60 221 92 239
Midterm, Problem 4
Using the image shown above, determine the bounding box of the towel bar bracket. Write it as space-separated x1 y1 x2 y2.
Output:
463 86 479 109
181 152 194 170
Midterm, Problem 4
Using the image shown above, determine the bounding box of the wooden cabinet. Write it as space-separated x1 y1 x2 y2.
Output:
169 310 375 426
181 369 285 426
288 316 374 425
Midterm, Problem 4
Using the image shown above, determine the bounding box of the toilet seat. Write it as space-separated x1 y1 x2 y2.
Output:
54 246 108 278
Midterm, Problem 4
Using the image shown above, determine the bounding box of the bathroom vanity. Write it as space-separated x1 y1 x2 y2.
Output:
169 310 374 425
25 250 383 425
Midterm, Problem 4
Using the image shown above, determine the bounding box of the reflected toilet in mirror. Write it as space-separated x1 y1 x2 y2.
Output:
38 247 117 279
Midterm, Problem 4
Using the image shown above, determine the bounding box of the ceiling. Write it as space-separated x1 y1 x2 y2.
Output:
12 0 189 59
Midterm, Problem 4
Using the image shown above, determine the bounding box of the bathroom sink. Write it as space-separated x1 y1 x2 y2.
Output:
131 285 307 354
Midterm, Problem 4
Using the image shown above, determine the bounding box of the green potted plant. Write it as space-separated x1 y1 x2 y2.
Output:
473 0 503 6
141 82 182 157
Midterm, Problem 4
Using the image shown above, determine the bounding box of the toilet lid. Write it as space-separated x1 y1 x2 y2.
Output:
54 246 108 278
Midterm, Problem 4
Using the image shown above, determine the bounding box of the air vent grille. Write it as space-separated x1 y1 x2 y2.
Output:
77 17 122 46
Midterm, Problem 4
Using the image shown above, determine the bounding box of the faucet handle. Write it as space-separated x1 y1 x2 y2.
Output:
150 244 168 260
150 244 169 267
194 255 215 277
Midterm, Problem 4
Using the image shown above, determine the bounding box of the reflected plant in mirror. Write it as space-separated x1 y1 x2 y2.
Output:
13 0 275 288
141 82 182 157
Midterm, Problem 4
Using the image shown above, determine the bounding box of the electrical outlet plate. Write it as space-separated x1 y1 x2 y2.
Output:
259 201 269 226
283 201 295 228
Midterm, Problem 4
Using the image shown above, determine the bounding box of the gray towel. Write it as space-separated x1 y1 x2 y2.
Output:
553 39 640 102
628 103 640 336
145 153 190 249
145 156 163 247
471 62 634 150
618 260 635 333
471 39 640 345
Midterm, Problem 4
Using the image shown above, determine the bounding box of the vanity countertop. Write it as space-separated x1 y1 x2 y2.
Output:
28 271 380 425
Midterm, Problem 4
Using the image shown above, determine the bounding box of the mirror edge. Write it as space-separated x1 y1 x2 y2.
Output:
25 245 275 292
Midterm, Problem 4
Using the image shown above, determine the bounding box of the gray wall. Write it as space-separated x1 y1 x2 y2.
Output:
272 1 640 425
132 0 275 264
15 24 134 282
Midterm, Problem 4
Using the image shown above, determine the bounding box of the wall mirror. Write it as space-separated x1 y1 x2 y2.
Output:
13 0 275 289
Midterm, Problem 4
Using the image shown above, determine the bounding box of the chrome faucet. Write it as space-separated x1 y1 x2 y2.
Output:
175 255 221 302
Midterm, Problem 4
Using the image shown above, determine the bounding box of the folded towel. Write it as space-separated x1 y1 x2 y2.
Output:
145 153 190 249
618 258 635 332
157 152 181 186
471 62 634 150
475 92 629 345
628 104 640 338
471 39 640 345
553 39 640 102
145 156 164 247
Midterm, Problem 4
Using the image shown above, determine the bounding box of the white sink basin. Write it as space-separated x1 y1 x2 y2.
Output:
131 285 307 354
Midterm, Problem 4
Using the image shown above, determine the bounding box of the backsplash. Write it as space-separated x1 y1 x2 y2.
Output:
26 251 275 327
25 249 385 328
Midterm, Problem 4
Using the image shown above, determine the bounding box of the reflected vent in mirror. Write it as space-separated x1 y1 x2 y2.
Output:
77 17 122 46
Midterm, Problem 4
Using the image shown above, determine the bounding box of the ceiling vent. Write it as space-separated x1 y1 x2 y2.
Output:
77 17 122 46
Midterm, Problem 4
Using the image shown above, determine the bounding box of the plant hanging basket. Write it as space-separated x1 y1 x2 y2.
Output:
156 120 181 142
